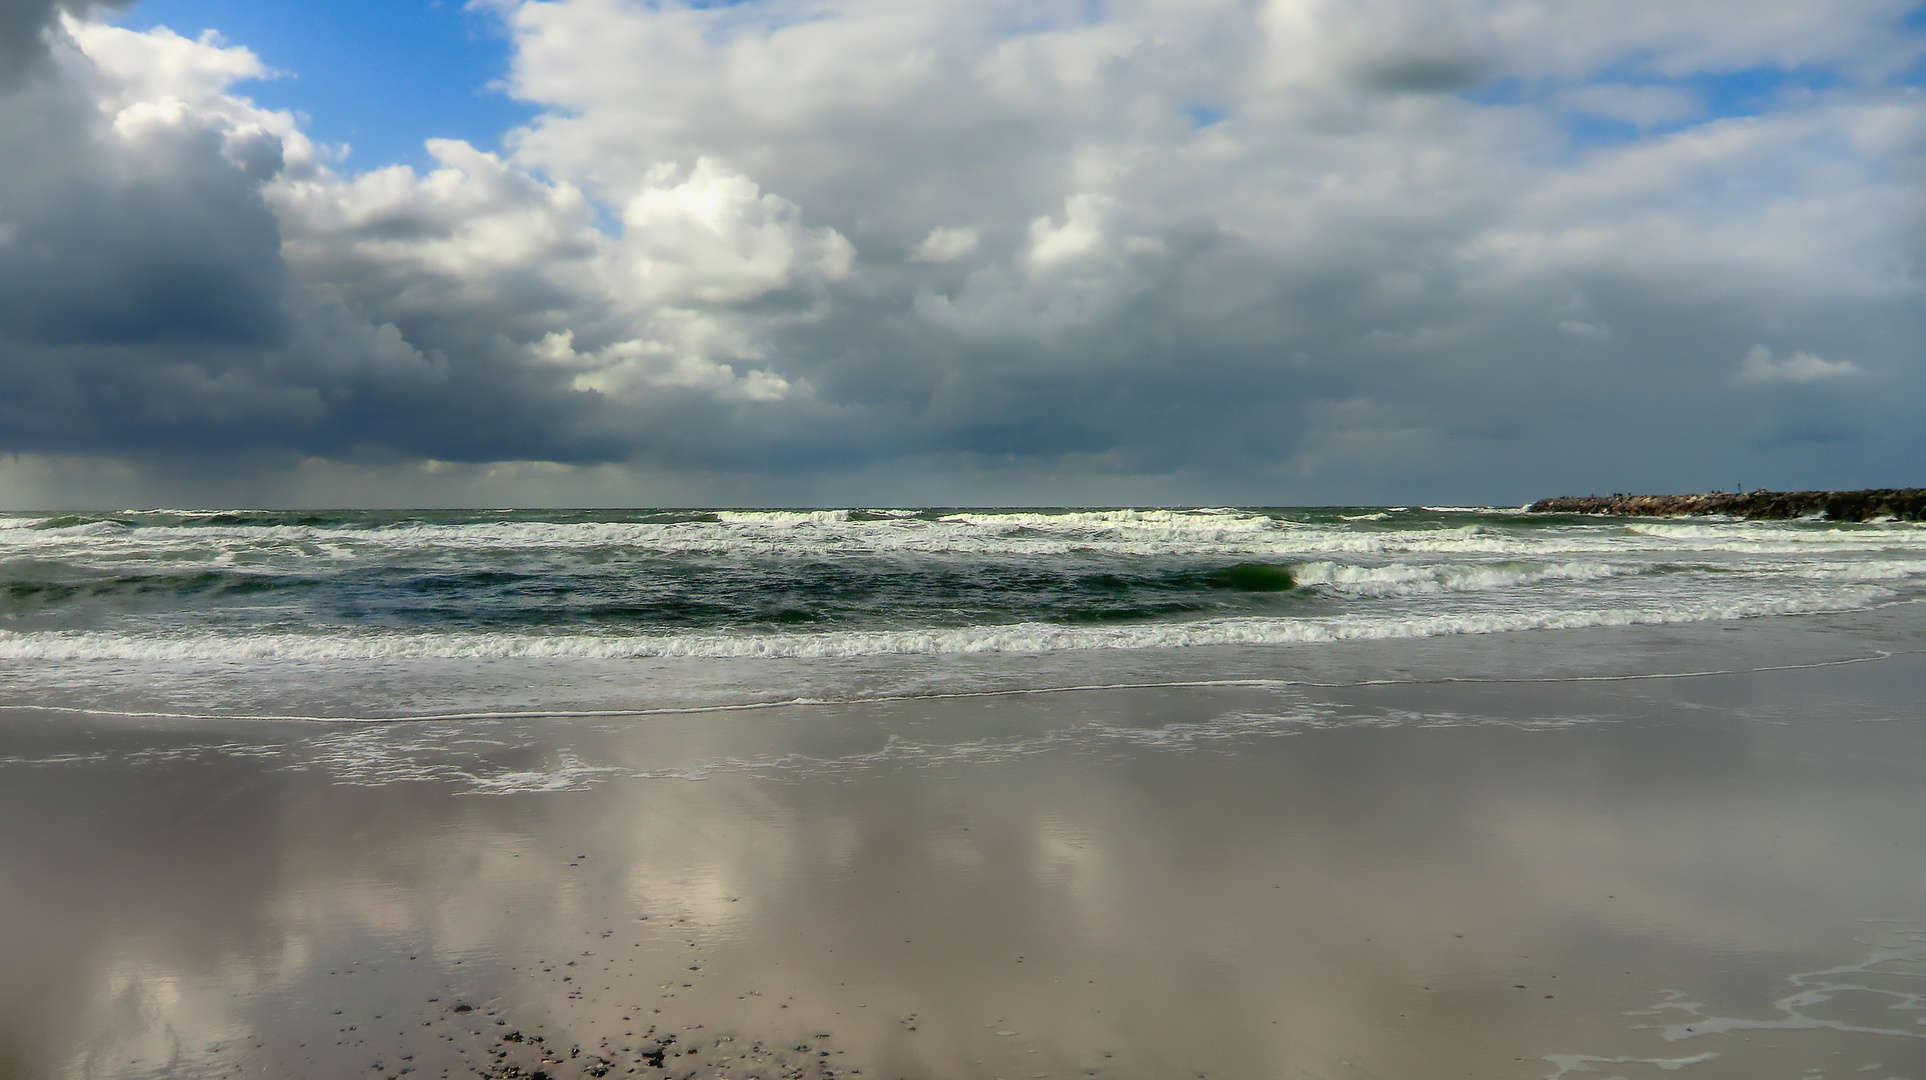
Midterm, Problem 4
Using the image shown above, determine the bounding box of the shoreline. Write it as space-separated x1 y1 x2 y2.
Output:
1528 488 1926 521
1 608 1909 727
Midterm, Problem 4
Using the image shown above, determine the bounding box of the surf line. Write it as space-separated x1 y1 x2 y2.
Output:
0 651 1902 725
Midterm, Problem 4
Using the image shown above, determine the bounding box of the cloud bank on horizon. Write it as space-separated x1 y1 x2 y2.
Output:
0 0 1920 507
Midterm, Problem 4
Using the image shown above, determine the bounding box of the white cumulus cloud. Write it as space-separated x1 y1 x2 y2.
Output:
1736 345 1864 384
909 226 979 263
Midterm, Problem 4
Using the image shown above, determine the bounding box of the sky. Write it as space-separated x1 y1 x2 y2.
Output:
0 0 1920 509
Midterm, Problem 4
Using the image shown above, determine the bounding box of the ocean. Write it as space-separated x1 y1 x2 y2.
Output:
2 505 1919 720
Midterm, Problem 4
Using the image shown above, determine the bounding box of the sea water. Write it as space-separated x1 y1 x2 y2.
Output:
1 505 1921 719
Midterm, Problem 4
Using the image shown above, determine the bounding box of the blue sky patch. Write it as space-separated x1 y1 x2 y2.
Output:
1187 106 1227 130
116 0 534 171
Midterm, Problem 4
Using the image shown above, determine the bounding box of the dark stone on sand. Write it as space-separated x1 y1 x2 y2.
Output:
1527 488 1926 522
452 1004 473 1013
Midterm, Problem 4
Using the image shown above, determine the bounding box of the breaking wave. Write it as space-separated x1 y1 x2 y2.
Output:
0 586 1892 665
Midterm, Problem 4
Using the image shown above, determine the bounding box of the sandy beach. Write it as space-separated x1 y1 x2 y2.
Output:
4 611 1925 1080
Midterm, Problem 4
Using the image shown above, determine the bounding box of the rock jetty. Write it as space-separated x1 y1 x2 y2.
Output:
1528 489 1926 522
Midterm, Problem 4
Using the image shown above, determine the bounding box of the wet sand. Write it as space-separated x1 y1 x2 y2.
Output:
4 626 1926 1080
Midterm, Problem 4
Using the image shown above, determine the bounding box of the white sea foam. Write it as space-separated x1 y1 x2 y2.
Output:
1626 520 1926 543
714 509 853 527
934 507 1287 539
1289 559 1624 596
7 509 1926 568
1789 559 1926 582
20 519 129 538
0 586 1891 666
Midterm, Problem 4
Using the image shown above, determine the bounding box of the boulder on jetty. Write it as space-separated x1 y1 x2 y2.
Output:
1528 489 1926 522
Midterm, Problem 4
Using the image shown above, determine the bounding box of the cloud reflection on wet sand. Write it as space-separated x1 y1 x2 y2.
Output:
3 664 1926 1079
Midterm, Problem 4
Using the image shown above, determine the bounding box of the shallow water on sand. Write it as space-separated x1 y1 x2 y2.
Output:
3 610 1926 1080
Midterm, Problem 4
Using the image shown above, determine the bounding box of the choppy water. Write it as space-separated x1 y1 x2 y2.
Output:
3 506 1921 717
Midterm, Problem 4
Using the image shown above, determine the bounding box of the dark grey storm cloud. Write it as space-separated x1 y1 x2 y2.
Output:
0 0 121 87
0 0 1921 506
0 17 631 467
